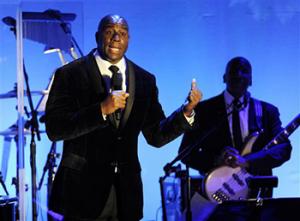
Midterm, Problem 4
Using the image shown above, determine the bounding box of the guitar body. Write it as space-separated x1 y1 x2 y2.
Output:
204 166 251 203
204 113 300 203
204 131 259 203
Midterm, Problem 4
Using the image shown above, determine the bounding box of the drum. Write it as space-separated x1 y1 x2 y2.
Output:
0 196 17 221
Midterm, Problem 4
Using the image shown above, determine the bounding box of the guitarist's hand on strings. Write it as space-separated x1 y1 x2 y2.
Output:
222 146 249 168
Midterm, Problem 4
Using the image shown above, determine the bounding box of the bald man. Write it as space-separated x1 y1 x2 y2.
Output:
45 14 201 221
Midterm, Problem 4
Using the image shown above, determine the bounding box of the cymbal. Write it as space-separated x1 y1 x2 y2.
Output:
0 89 48 99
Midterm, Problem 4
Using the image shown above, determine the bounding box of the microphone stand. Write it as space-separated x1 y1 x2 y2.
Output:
162 98 248 221
24 63 40 221
162 137 219 221
37 141 58 221
4 20 40 221
37 142 57 191
159 176 168 221
162 150 197 221
185 165 192 221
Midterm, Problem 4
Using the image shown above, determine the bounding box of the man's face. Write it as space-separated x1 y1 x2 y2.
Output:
224 59 252 98
96 16 129 63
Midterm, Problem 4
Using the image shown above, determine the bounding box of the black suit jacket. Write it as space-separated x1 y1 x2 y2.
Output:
179 93 292 197
45 50 192 220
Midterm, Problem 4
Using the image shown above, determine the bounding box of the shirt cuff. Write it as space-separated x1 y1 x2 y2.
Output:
184 109 195 125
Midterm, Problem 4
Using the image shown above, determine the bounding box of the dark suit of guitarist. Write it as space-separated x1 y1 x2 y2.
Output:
45 15 201 221
179 57 292 199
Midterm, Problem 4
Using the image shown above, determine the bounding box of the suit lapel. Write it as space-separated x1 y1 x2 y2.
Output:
248 99 255 132
219 94 233 146
84 50 117 127
84 50 107 96
248 98 262 133
213 93 234 147
85 53 135 130
119 59 135 129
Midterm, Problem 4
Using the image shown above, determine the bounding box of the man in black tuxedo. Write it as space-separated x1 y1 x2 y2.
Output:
45 14 201 221
179 56 292 200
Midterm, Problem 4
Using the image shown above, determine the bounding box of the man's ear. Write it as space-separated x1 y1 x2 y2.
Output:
95 31 99 44
223 73 227 83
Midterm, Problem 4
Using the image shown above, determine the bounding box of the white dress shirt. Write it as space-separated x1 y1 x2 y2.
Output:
224 90 249 143
94 50 127 92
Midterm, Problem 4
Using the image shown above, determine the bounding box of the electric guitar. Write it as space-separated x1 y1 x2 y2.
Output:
204 113 300 203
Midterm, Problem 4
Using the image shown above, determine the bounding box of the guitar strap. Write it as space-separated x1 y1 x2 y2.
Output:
253 98 263 131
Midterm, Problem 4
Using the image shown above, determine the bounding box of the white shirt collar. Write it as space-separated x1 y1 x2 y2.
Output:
93 49 126 77
224 90 250 142
224 90 244 110
94 49 127 91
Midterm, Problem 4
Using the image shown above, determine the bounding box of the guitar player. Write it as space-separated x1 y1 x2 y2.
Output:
178 56 292 203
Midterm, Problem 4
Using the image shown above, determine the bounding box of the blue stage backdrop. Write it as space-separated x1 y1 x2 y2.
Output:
0 0 299 221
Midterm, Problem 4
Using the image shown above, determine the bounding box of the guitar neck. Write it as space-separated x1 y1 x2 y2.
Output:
264 114 300 150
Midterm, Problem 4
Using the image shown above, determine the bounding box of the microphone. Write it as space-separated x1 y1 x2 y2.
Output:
2 16 16 27
111 70 123 120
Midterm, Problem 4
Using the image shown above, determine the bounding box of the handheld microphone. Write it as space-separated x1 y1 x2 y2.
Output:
111 71 123 120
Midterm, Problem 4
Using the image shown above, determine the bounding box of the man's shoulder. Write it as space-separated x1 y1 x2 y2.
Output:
55 52 94 77
194 94 224 115
251 97 279 112
55 58 81 73
62 53 91 69
200 93 224 106
126 58 155 79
